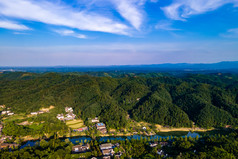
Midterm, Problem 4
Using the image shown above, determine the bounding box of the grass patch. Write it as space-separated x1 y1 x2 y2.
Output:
29 123 44 131
156 129 234 137
40 105 55 112
71 152 92 159
68 124 84 129
66 120 83 125
67 122 83 126
156 131 189 136
21 73 33 78
66 119 85 129
196 128 235 136
2 114 26 123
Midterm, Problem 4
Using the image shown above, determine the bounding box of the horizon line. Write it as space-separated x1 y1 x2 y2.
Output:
0 61 237 67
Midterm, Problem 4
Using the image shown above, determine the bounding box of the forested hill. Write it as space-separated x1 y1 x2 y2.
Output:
0 72 238 129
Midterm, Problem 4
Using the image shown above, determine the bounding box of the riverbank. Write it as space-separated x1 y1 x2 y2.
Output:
20 129 205 142
156 124 213 132
20 131 200 149
17 128 236 150
20 127 226 144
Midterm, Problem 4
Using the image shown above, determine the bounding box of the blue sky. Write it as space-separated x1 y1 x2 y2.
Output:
0 0 238 66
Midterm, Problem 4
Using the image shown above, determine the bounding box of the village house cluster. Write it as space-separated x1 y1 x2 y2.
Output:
71 139 123 159
0 105 14 116
72 143 90 153
90 117 107 134
0 123 19 150
100 143 114 157
96 123 107 134
30 107 52 116
99 143 122 159
30 111 44 115
71 142 122 159
1 110 14 116
56 107 76 121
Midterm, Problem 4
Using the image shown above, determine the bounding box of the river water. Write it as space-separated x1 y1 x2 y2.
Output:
20 131 199 149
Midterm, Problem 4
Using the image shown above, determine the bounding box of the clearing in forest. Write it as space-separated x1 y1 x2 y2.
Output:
40 105 55 112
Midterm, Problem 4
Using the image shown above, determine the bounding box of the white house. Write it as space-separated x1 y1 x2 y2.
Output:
57 114 65 120
7 112 14 116
38 111 44 114
149 142 158 147
99 143 113 150
102 148 114 156
65 107 73 113
65 113 76 120
92 117 100 123
31 112 38 115
157 149 164 155
1 111 10 115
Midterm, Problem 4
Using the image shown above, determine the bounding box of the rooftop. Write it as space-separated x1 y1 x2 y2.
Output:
97 123 105 126
100 143 113 149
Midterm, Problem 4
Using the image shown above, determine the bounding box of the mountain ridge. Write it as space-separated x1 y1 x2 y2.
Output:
1 61 238 73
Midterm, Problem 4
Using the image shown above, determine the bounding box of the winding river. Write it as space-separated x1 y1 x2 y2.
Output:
20 131 199 149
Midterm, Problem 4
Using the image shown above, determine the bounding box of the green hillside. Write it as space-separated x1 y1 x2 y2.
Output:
0 72 238 129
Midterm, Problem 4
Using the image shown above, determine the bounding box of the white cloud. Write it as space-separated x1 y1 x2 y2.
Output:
221 28 238 38
0 0 129 35
53 29 87 39
0 20 30 30
110 0 144 30
229 28 238 34
155 21 179 31
162 0 238 20
13 32 29 35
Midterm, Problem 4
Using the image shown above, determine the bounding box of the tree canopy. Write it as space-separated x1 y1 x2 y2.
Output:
1 72 238 128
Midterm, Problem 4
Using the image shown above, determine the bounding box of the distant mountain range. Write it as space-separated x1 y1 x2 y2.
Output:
1 61 238 73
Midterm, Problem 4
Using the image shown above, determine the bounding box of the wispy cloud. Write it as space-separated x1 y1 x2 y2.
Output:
0 0 129 35
13 32 30 35
53 29 87 39
162 0 238 20
110 0 145 30
221 28 238 38
0 20 30 30
155 21 180 31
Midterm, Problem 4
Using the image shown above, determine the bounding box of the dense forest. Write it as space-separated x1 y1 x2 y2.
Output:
0 72 238 128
